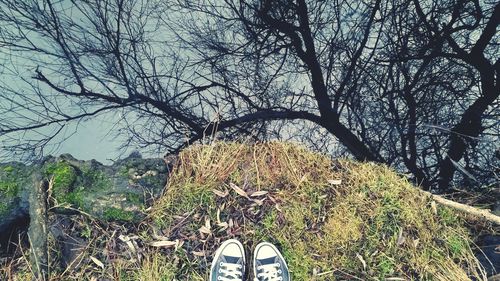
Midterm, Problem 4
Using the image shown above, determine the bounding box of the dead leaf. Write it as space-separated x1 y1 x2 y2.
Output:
413 239 420 248
152 233 170 241
275 203 282 212
328 179 342 185
90 256 104 269
212 189 229 197
199 226 211 235
118 234 130 242
118 235 136 253
356 253 366 270
397 228 405 246
230 183 249 198
250 190 268 197
192 251 205 257
252 199 265 206
149 240 177 248
431 201 437 215
176 240 185 250
217 208 222 223
217 222 228 228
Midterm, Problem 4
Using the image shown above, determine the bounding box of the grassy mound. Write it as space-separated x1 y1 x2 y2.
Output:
148 142 484 280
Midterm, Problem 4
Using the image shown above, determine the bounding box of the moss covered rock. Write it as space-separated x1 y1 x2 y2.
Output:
0 153 169 226
42 153 168 222
148 142 485 280
0 163 31 231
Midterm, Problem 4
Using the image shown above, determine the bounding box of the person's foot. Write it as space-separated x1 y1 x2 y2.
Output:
253 242 290 281
210 239 245 281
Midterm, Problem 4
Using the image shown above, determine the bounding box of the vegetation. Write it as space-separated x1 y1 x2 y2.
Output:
0 165 23 215
43 162 78 205
43 161 113 210
103 207 136 222
149 142 484 280
0 142 492 280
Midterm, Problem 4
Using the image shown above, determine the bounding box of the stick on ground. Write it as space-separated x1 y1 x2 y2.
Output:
421 190 500 225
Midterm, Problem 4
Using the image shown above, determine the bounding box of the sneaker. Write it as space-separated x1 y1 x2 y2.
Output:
253 242 290 281
210 239 246 281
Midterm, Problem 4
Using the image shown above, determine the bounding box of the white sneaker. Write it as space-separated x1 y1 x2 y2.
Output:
210 239 246 281
253 242 290 281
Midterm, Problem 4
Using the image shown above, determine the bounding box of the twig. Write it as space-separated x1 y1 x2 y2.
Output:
421 190 500 225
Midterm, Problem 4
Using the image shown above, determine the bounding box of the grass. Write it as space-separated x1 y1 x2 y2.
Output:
0 141 488 280
147 142 485 280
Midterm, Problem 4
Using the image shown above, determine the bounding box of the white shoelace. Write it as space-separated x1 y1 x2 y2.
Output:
218 262 243 281
255 263 282 281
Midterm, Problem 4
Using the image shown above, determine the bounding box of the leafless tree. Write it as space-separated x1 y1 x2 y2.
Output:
0 0 498 191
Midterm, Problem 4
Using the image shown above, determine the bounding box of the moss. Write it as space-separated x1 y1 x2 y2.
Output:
0 164 22 216
3 165 14 173
44 162 77 204
103 207 136 222
81 166 111 191
125 192 143 205
0 168 19 197
65 187 86 209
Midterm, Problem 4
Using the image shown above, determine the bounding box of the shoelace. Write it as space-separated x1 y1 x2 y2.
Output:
218 262 243 281
255 263 282 281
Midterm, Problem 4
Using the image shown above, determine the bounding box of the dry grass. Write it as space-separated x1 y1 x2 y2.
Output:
148 142 486 280
0 141 489 280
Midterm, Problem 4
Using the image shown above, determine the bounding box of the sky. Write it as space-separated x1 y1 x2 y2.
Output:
0 111 156 164
50 114 144 163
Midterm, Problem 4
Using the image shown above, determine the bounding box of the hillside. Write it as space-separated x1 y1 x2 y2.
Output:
1 142 499 280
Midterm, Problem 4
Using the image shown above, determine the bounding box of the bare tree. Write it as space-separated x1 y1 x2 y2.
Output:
0 0 498 191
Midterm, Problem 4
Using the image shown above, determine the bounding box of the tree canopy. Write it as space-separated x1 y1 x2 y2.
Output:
0 0 498 191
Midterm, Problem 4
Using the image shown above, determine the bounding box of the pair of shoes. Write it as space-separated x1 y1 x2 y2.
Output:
209 239 290 281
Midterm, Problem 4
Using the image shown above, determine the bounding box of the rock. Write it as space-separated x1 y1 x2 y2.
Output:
0 153 170 236
0 162 32 232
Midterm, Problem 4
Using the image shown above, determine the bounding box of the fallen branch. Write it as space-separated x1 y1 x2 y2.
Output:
420 190 500 225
